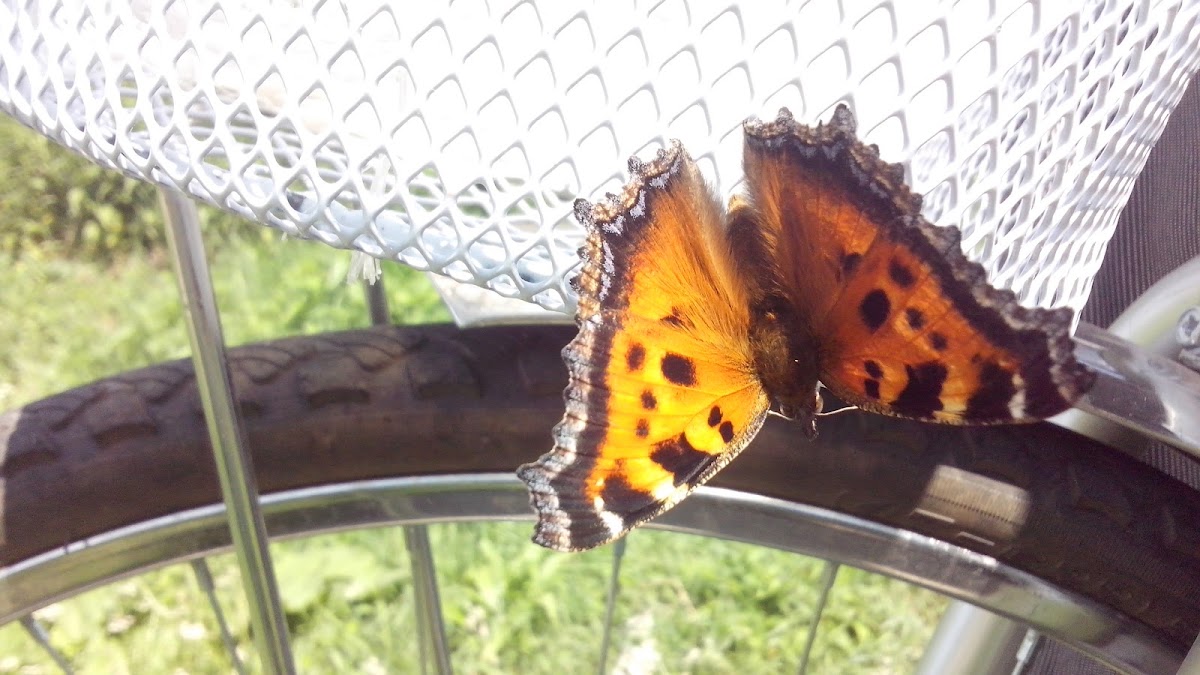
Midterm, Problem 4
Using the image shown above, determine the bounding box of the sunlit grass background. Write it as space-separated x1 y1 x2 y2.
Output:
0 115 947 673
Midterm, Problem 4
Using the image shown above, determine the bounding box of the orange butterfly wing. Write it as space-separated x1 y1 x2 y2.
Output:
517 143 770 552
741 107 1094 423
520 105 1095 552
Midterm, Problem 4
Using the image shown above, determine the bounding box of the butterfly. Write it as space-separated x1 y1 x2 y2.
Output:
517 104 1095 552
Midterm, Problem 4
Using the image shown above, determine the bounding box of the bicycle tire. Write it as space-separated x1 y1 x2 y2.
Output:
1 323 1197 650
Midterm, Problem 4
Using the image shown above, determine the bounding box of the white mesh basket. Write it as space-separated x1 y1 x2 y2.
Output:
1 0 1198 315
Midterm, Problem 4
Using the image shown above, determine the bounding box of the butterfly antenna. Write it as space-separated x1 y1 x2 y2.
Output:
816 404 858 418
815 382 858 417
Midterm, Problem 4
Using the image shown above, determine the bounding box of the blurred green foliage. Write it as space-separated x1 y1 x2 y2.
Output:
0 115 447 410
0 116 270 262
0 114 944 674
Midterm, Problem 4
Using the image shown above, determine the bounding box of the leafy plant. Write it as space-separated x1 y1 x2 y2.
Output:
0 116 269 263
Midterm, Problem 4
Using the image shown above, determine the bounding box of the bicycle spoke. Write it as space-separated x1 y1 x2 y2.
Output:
361 277 453 674
797 560 839 675
597 536 628 675
161 189 295 674
20 615 73 674
405 526 453 675
190 559 248 675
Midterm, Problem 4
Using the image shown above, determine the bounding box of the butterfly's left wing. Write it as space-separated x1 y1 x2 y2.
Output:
742 106 1093 423
518 143 770 552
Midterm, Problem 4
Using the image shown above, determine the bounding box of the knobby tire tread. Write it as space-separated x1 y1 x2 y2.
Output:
0 324 1197 648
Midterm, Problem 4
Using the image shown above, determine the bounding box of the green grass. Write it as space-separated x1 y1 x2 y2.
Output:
0 237 447 412
0 121 948 673
0 526 946 674
0 236 948 673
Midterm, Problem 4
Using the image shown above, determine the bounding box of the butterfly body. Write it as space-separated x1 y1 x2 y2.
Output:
746 297 822 434
518 105 1094 552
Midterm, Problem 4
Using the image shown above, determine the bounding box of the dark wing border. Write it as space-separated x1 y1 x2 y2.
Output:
744 106 1094 418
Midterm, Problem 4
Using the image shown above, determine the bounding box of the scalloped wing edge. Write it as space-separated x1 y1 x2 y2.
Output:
518 141 699 552
743 104 1094 419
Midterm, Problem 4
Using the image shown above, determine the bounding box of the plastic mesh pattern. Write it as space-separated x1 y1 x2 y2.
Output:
1 0 1198 314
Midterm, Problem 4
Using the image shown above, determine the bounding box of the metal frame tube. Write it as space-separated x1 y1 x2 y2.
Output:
914 600 1026 675
160 189 295 674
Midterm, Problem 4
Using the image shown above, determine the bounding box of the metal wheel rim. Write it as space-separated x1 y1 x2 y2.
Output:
0 474 1179 674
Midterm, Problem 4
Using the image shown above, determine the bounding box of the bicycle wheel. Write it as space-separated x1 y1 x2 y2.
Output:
0 323 1195 672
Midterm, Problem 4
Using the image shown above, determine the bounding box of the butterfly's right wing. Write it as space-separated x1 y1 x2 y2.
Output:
741 106 1092 424
518 144 770 552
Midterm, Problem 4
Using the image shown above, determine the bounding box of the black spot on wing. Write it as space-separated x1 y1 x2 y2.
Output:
743 104 1091 425
840 251 862 277
905 307 925 330
707 406 722 426
1023 375 1077 418
651 433 711 487
600 475 651 514
641 391 657 410
626 343 645 371
636 419 650 438
859 290 890 332
718 421 734 443
864 379 881 399
890 361 948 418
864 360 883 379
888 258 916 287
661 353 697 386
930 332 948 351
965 361 1018 420
662 307 691 328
